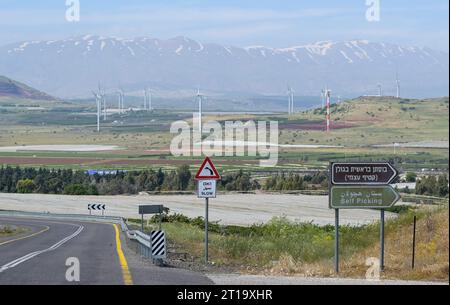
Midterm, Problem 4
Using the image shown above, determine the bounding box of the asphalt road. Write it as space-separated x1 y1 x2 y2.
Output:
0 217 213 285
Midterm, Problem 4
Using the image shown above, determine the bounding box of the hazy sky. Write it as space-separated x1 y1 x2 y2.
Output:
0 0 448 51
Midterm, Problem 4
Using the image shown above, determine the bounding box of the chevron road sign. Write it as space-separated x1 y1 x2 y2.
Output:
150 230 166 259
88 203 105 211
88 203 106 215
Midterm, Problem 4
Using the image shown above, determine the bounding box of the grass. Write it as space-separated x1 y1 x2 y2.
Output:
136 202 449 281
0 224 27 237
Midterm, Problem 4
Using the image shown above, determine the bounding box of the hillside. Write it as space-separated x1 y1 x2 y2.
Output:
263 96 450 148
0 75 56 101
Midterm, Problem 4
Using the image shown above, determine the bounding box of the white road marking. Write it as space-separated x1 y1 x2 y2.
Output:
0 225 84 273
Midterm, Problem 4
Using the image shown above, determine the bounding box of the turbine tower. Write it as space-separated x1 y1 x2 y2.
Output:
92 91 101 132
326 89 331 133
196 89 204 133
145 88 152 111
321 89 325 109
143 90 147 110
98 85 107 120
287 85 294 115
396 73 401 98
117 90 124 114
378 84 383 97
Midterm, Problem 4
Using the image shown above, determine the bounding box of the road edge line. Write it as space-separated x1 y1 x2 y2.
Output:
113 224 133 285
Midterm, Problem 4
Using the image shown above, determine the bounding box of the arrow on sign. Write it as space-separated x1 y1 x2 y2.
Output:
331 162 398 185
330 185 400 209
195 157 220 180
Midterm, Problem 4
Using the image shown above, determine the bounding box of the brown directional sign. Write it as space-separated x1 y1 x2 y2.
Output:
331 162 397 185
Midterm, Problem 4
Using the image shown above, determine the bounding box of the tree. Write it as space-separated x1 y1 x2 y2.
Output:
63 184 88 195
405 172 417 182
437 175 449 197
16 179 36 193
176 165 192 190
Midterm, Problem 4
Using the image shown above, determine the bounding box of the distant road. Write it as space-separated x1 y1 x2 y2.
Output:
0 216 212 285
0 193 396 226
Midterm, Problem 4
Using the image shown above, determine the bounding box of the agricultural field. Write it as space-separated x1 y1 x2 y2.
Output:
0 96 448 173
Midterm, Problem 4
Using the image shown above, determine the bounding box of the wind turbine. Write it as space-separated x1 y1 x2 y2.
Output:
117 90 124 114
196 89 204 133
321 89 325 109
98 84 107 120
325 88 331 133
143 90 147 110
145 88 152 111
287 85 294 115
120 89 125 113
378 83 383 97
396 72 401 98
92 91 101 132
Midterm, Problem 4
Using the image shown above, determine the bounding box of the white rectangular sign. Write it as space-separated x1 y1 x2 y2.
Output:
198 180 217 198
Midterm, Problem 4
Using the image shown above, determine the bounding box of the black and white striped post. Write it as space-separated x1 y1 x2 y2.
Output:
151 230 166 266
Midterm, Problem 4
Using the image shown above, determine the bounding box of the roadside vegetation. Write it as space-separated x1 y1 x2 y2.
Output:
415 174 449 197
0 224 26 238
136 202 449 281
1 166 448 197
0 165 259 195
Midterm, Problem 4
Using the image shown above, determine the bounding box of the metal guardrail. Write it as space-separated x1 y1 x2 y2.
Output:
131 230 153 259
0 210 128 230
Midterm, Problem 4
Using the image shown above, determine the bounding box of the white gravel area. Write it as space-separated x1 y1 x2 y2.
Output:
0 145 120 152
0 193 397 226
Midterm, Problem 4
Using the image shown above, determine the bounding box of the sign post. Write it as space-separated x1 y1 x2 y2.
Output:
334 208 339 274
329 162 400 274
138 204 164 232
195 157 220 264
380 209 385 271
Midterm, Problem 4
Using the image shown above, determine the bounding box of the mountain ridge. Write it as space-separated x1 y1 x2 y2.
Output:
0 35 448 98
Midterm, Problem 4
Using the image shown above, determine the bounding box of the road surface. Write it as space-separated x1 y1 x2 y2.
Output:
0 216 212 285
1 216 444 285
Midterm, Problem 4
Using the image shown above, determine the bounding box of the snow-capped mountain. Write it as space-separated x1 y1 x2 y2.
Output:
0 35 447 98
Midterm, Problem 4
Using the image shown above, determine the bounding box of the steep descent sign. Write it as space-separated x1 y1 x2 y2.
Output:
195 157 220 180
331 162 397 185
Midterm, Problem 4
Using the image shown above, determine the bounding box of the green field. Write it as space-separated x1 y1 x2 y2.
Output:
0 96 448 173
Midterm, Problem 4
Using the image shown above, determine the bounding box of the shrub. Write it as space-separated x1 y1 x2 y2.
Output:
16 179 35 193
